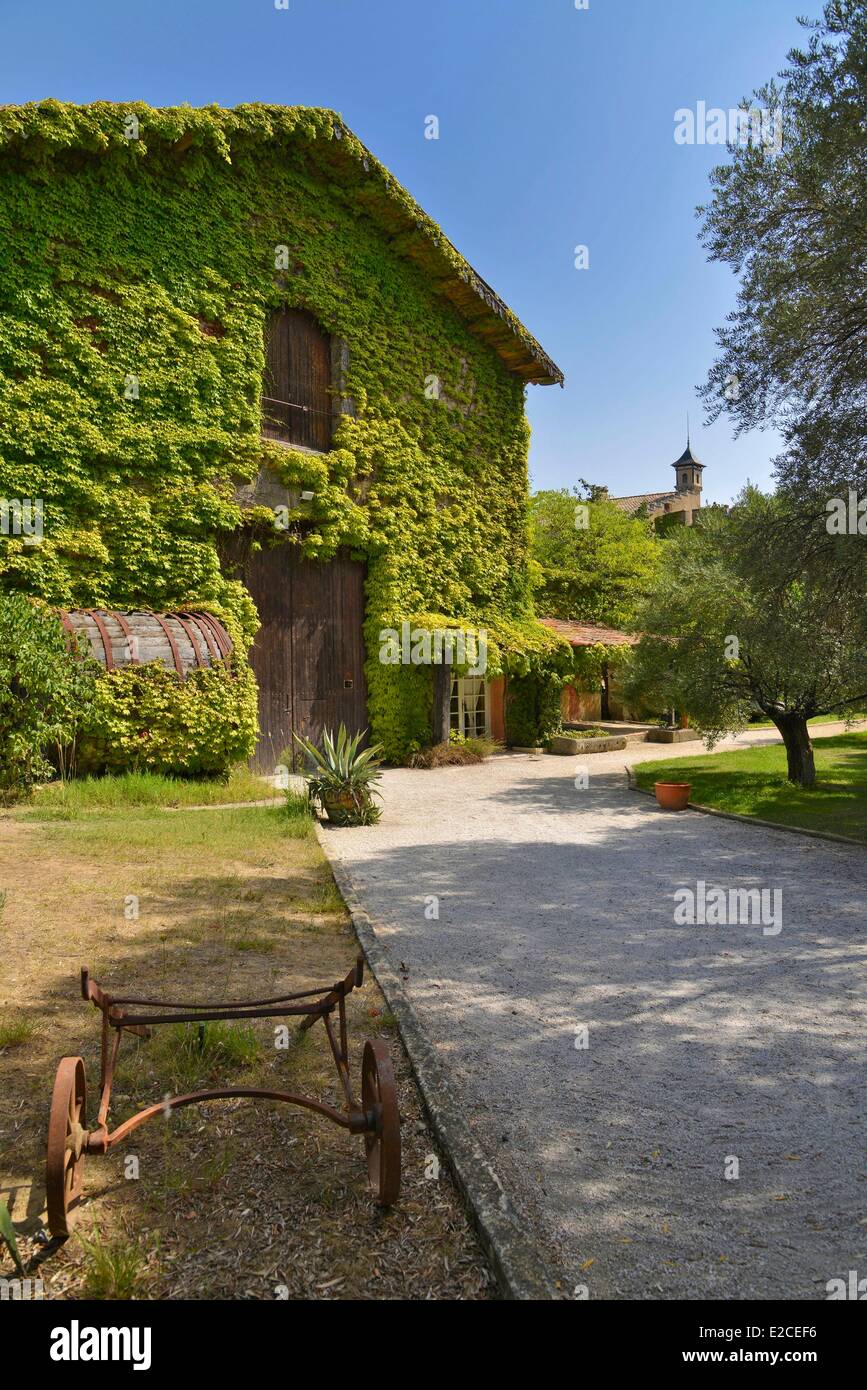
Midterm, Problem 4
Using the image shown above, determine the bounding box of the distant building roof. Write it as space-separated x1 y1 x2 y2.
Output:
607 491 678 517
539 618 638 648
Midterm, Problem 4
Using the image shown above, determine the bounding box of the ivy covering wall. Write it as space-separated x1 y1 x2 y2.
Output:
0 101 570 766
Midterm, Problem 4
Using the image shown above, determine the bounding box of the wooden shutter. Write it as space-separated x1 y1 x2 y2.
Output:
262 309 333 451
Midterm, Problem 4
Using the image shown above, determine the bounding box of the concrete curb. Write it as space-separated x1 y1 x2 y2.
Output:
630 784 865 849
315 822 560 1302
162 797 285 812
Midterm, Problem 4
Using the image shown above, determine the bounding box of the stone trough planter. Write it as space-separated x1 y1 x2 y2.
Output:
645 728 703 744
549 734 628 756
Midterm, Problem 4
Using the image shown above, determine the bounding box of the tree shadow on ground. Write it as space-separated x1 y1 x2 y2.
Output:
331 765 867 1297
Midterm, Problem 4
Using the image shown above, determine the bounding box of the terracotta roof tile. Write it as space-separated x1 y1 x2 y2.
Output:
539 618 638 647
608 491 676 517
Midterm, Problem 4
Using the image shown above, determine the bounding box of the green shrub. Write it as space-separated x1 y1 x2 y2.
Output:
464 735 498 759
505 672 563 747
77 659 258 778
0 593 97 802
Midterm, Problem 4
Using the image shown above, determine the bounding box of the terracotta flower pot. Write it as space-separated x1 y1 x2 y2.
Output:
654 781 691 811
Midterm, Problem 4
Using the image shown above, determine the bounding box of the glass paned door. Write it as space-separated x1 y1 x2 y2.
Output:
450 677 488 739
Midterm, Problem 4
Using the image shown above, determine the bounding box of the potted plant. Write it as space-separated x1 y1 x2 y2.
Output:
293 724 384 826
654 781 692 811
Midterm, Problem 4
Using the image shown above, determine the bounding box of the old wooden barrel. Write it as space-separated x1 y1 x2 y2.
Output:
59 609 233 678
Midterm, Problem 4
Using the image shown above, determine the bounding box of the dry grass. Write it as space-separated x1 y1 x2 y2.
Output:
0 789 492 1300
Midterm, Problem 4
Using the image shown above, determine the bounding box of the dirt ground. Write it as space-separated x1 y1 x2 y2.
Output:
0 798 492 1300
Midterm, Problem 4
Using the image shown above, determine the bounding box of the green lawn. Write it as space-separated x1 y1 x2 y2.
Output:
747 712 866 730
27 765 279 814
634 732 867 843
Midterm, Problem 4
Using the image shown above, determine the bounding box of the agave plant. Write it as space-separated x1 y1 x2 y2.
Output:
0 1200 24 1277
293 725 384 826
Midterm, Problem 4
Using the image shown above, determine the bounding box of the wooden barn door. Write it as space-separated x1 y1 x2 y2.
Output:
246 549 368 770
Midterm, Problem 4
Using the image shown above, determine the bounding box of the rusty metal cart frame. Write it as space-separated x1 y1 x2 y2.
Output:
46 955 400 1238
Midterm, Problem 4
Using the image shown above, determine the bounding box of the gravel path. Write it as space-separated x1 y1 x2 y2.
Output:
322 727 867 1300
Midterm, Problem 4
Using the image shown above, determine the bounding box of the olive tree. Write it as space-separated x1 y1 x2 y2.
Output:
626 490 867 786
699 1 867 500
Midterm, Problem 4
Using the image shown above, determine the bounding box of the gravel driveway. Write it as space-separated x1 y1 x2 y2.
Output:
321 729 867 1299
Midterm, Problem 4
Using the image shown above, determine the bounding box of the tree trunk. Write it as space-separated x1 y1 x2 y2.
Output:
433 662 452 745
600 662 610 721
770 711 816 787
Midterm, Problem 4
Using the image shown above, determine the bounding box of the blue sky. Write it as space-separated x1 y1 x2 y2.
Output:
0 0 822 505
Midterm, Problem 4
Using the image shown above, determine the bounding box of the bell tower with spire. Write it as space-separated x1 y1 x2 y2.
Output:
607 423 706 527
673 428 704 498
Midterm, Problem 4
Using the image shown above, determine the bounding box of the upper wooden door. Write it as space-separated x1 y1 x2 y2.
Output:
262 308 333 452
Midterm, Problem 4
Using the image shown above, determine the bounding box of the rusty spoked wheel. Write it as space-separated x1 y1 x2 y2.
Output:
361 1040 400 1206
46 1056 88 1238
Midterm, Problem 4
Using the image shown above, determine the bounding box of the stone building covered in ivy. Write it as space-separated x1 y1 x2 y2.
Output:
0 102 570 768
